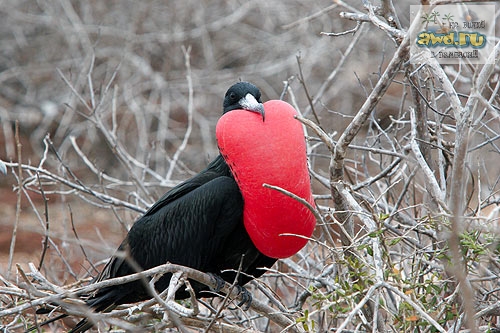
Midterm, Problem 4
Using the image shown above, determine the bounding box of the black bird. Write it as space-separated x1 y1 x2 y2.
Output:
35 82 277 332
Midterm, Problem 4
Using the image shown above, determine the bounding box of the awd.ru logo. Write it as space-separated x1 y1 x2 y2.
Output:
416 31 486 48
410 4 495 64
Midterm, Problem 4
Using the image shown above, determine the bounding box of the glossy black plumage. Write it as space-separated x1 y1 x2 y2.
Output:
67 82 276 332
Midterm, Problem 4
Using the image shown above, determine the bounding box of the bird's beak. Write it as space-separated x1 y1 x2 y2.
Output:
239 93 265 122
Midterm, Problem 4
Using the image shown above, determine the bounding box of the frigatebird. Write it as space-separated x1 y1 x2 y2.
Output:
33 82 316 332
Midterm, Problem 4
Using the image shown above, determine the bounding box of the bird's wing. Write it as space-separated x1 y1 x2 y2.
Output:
127 175 244 271
144 173 214 216
89 175 245 307
144 155 227 217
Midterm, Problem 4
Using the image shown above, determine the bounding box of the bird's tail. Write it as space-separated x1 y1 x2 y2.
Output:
25 313 68 333
68 318 93 333
26 312 95 333
67 295 119 332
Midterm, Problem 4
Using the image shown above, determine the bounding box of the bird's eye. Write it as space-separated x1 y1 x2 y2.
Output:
229 92 237 100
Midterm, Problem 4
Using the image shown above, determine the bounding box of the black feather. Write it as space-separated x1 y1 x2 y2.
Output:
60 82 276 332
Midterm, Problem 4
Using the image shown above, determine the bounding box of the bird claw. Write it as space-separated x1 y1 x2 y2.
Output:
207 274 252 310
208 273 226 293
235 285 252 311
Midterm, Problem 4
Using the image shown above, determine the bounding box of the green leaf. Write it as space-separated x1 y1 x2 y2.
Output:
379 213 390 221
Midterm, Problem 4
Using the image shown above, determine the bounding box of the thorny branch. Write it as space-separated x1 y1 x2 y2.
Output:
2 262 299 332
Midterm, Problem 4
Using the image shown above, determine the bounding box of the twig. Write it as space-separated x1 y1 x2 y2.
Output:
262 183 333 248
16 265 42 333
295 115 334 153
363 1 405 42
69 135 178 187
383 283 447 333
282 3 338 29
352 157 402 191
410 49 463 122
409 106 446 207
17 185 78 279
205 256 244 333
1 161 146 213
332 39 409 181
305 23 367 118
36 173 50 271
381 0 401 29
58 66 154 202
296 54 320 125
335 282 383 333
166 46 194 181
68 204 98 275
321 21 361 36
7 121 22 279
147 272 190 333
5 262 299 332
445 40 500 333
339 185 384 282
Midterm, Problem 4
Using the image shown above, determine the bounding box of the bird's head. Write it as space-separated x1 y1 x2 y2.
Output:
223 82 265 121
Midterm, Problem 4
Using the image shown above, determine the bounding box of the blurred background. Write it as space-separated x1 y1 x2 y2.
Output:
0 0 406 273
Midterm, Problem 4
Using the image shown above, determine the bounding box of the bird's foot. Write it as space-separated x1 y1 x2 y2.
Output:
235 285 252 311
207 274 252 310
208 273 227 293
